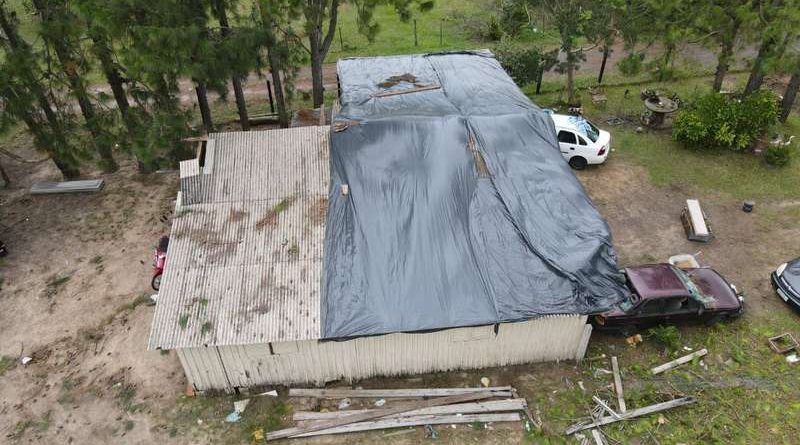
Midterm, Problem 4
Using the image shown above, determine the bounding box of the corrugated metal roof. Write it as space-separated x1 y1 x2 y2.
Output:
148 126 329 350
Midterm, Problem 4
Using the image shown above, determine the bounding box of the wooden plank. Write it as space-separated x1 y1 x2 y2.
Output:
651 349 708 375
267 391 494 440
565 397 696 435
591 396 620 420
575 324 593 361
373 84 441 98
611 356 626 413
686 199 709 236
293 399 526 421
294 413 522 438
288 386 513 399
30 179 104 195
591 429 606 445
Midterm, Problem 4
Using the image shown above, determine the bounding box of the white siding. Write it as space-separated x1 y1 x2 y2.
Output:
179 315 588 392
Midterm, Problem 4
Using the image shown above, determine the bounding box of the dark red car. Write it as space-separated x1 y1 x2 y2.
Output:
592 264 743 334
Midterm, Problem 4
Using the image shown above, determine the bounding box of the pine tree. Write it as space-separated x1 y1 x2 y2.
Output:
31 0 118 172
0 1 81 178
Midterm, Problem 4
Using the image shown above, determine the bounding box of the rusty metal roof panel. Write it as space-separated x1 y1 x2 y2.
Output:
148 126 329 349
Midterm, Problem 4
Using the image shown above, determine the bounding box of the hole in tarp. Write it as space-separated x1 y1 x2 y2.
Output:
468 133 490 177
377 73 418 88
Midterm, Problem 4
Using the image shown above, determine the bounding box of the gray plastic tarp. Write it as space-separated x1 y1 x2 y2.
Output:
322 50 628 339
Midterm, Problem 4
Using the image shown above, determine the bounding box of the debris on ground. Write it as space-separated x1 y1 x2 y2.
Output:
273 386 527 439
30 179 105 195
767 333 798 354
338 398 351 410
651 348 708 375
21 356 32 365
257 389 278 397
480 377 490 387
565 397 696 435
224 399 250 423
625 334 643 346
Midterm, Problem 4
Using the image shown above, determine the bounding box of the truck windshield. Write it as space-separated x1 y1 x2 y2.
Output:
568 116 600 142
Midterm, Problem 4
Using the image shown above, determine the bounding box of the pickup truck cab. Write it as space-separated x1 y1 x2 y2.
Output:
593 264 743 334
549 112 611 170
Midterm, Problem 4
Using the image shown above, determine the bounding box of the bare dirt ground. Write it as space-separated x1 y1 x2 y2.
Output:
2 124 798 443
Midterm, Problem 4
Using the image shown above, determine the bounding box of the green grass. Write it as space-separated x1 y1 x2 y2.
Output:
526 72 800 201
326 0 559 62
0 355 15 377
524 312 800 443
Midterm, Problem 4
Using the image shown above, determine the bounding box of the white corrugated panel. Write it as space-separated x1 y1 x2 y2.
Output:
148 126 329 350
180 315 588 391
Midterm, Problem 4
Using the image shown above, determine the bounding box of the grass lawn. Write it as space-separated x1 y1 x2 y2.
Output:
526 73 800 201
326 0 560 62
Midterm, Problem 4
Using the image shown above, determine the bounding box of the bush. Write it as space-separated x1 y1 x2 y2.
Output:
493 41 544 86
765 143 793 167
673 90 780 151
617 52 644 77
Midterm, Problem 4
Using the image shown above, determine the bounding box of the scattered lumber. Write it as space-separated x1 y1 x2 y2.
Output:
611 356 626 413
30 179 104 195
288 386 513 399
294 413 521 438
651 349 708 375
267 391 493 440
293 398 527 421
565 397 696 435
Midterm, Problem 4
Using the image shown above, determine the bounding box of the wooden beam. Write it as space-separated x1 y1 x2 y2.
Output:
651 349 708 375
591 396 620 420
294 413 522 438
268 391 494 440
288 386 513 399
565 397 696 435
372 84 441 98
293 399 526 421
611 356 626 413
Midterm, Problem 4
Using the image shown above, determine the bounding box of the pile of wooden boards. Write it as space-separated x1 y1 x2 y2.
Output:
267 386 529 440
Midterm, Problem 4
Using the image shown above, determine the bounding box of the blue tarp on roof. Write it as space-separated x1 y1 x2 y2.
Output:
321 50 628 339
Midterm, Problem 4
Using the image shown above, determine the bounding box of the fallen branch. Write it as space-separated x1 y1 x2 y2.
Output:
651 349 708 375
268 391 493 440
565 397 696 435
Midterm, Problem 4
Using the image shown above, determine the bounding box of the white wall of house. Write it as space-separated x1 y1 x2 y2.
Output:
176 315 591 392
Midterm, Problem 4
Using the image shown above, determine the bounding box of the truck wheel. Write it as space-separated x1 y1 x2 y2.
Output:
569 156 588 170
151 273 162 291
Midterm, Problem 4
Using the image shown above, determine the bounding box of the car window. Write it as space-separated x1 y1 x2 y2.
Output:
567 116 601 142
557 130 577 144
639 299 665 315
577 135 587 146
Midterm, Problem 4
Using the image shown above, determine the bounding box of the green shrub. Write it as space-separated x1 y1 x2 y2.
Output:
617 52 644 77
673 90 779 151
493 41 544 86
486 15 504 41
765 143 793 167
647 325 682 354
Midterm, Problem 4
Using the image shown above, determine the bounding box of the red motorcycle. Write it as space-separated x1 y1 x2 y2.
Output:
152 236 169 291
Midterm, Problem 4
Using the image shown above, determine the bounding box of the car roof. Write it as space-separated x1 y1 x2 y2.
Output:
625 264 690 299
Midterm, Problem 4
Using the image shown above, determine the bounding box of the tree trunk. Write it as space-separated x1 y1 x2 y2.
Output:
215 0 249 130
195 82 214 133
306 0 339 108
597 44 609 84
91 31 130 121
565 47 576 105
745 38 772 95
268 48 290 128
32 0 117 172
309 29 325 108
0 159 10 187
780 70 800 123
713 22 739 92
